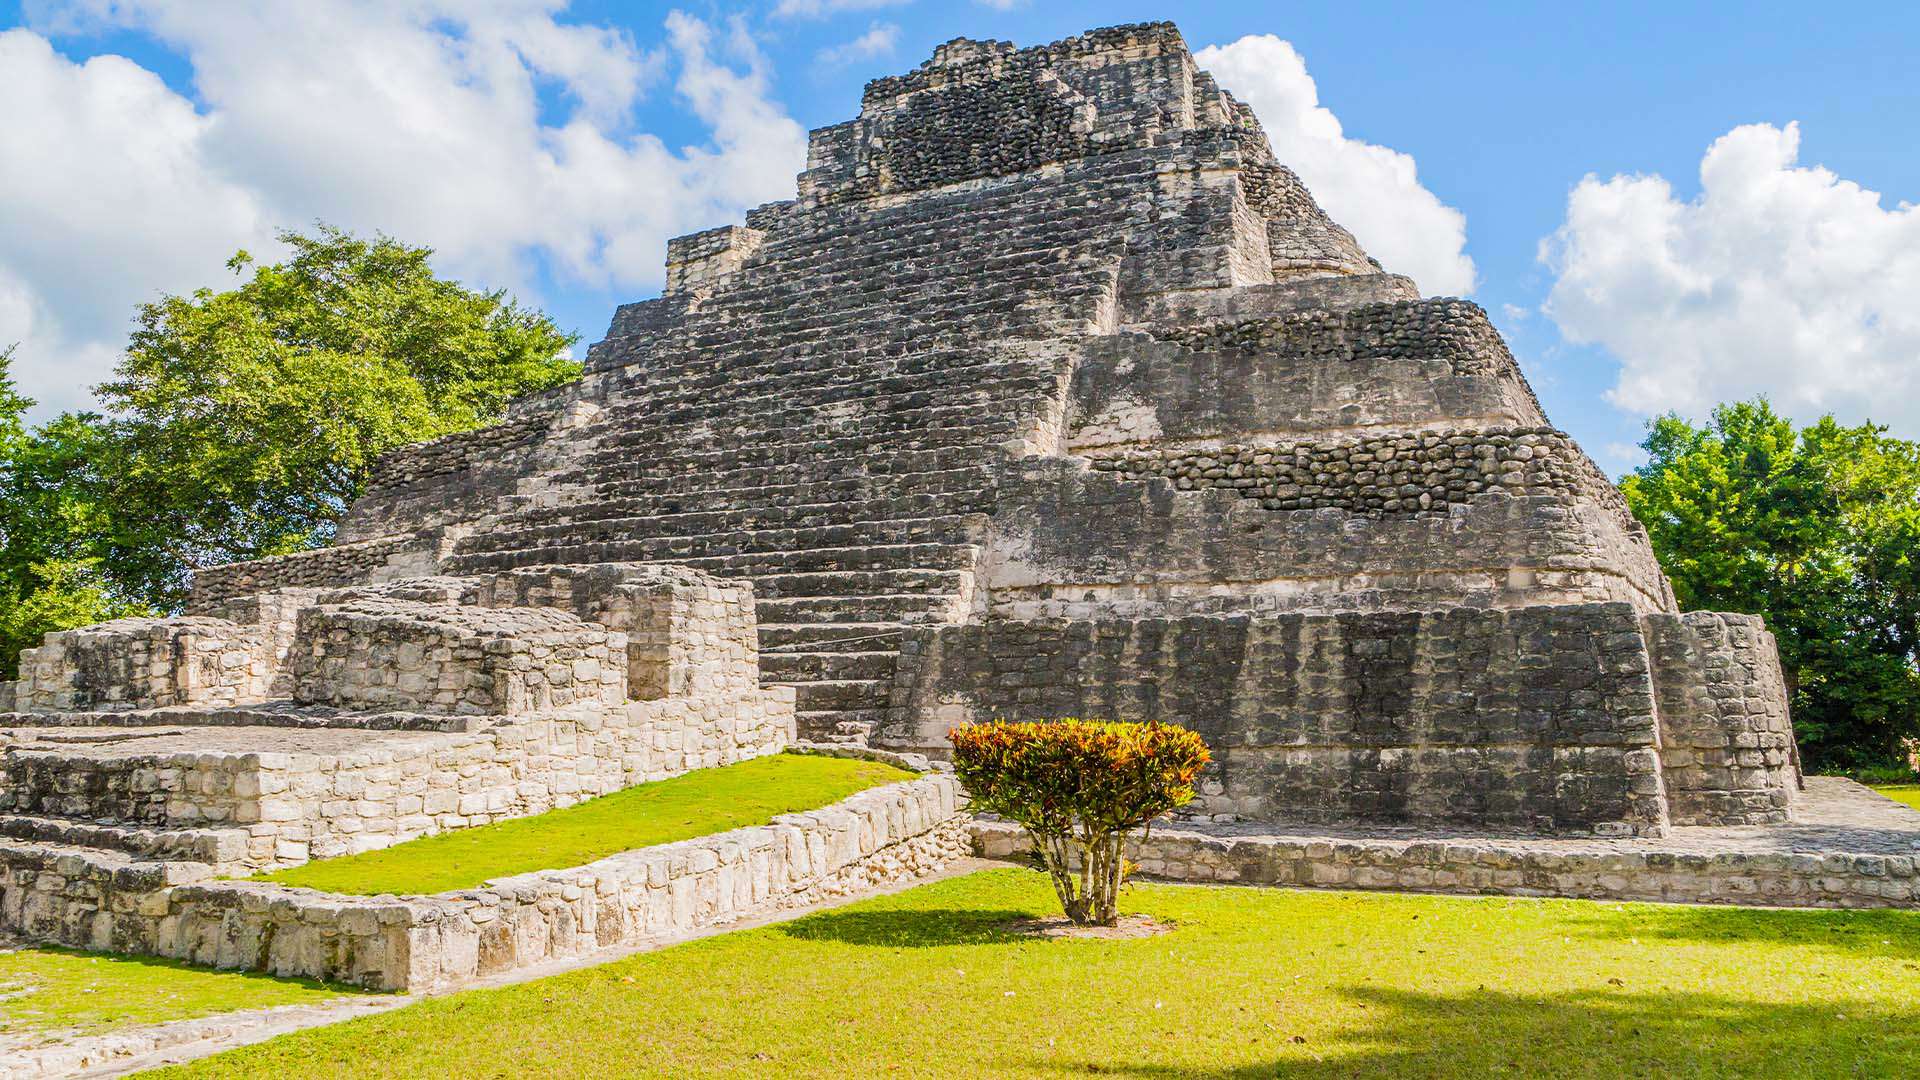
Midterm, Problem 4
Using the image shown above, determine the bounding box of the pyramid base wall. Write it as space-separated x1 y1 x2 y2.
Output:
880 603 1801 836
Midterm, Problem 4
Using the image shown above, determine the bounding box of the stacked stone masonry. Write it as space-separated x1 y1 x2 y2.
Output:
1087 427 1618 515
12 618 270 714
0 767 962 991
3 22 1870 969
2 564 795 883
171 21 1783 826
973 775 1918 910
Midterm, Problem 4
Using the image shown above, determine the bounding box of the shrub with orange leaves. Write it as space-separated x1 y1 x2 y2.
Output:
948 719 1210 926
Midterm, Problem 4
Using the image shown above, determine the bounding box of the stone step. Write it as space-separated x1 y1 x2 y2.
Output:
578 400 1029 464
582 373 1047 442
0 813 256 870
454 499 981 556
748 569 969 601
444 514 989 573
0 706 484 734
573 446 994 497
0 836 217 893
572 415 1030 483
758 622 907 652
793 712 882 745
758 650 899 684
754 594 958 625
565 467 999 522
674 542 980 577
792 679 893 712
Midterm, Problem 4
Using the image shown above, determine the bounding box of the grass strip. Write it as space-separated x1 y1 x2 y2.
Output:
0 946 361 1038
254 753 912 896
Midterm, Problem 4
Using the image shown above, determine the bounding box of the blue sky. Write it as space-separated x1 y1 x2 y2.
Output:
3 1 1917 475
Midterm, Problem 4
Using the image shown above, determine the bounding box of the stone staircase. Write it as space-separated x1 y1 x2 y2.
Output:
448 504 989 742
0 711 487 883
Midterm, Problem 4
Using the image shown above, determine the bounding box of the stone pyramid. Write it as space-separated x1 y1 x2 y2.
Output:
15 23 1800 839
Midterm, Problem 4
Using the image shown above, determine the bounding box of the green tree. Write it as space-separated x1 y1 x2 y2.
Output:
1621 400 1920 769
0 348 150 678
98 225 580 605
0 226 580 676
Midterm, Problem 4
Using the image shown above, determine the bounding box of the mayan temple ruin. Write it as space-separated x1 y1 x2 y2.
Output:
4 21 1916 993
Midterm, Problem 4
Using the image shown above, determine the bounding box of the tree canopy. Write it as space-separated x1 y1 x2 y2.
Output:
1621 400 1920 769
0 226 579 676
100 225 579 599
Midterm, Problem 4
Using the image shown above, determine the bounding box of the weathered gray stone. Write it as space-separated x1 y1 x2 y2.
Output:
0 21 1855 972
135 21 1802 838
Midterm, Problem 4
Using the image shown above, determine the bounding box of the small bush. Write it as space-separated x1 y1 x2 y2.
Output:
949 719 1210 926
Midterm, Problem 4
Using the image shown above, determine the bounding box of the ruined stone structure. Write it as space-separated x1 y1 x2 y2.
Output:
2 564 792 871
3 23 1848 968
40 21 1799 842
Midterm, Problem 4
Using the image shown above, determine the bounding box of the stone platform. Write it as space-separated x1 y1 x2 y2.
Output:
0 753 963 992
972 778 1920 908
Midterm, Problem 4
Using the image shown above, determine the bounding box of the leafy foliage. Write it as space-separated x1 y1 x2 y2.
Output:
1621 400 1920 769
949 719 1210 925
98 225 579 601
0 349 151 677
0 226 579 675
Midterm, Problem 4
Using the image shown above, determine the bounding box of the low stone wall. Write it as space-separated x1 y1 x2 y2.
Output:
473 564 762 703
0 770 964 991
970 812 1920 910
187 533 446 611
0 689 792 869
11 618 269 713
290 601 628 715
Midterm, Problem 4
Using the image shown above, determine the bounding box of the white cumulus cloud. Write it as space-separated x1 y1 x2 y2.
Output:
1542 121 1920 434
817 22 899 66
772 0 908 19
0 2 808 418
1195 34 1475 297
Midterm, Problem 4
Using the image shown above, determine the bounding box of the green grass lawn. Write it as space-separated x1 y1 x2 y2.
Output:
0 946 358 1039
1872 784 1920 810
255 753 913 896
151 868 1920 1078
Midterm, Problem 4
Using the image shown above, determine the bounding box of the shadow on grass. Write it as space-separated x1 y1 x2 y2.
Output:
777 908 1038 947
1570 904 1920 961
1002 984 1920 1078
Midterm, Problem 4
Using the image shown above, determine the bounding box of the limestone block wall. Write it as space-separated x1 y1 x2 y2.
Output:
335 390 607 545
472 564 761 702
0 689 793 868
1645 611 1800 825
10 618 269 713
982 460 1675 618
195 588 321 698
188 532 447 610
971 808 1919 910
0 769 960 990
1087 428 1605 515
881 605 1674 835
289 601 628 715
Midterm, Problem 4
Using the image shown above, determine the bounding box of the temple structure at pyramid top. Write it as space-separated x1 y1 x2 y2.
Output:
9 23 1800 840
